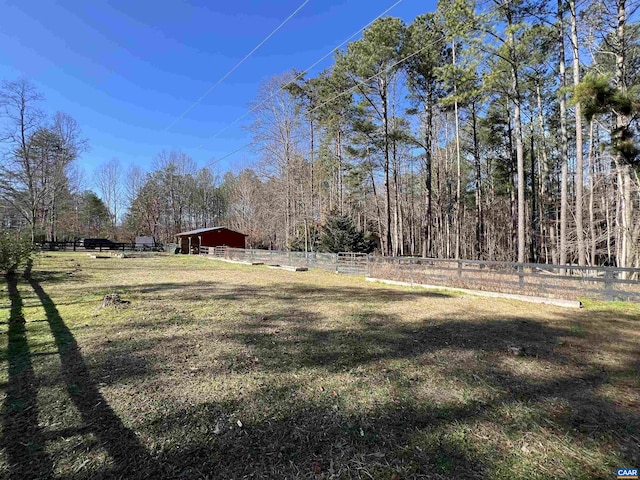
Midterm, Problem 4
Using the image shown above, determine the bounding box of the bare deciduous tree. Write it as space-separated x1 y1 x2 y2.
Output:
94 158 122 233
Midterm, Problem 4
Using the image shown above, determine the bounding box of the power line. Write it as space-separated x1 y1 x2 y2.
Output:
164 0 311 132
205 1 510 169
307 39 445 116
204 35 446 169
207 142 253 168
197 0 404 149
304 2 507 116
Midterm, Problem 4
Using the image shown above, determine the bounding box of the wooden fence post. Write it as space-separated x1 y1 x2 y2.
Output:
518 264 524 289
410 259 414 285
604 270 615 301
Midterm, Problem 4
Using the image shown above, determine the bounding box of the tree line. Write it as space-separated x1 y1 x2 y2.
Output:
1 0 639 265
240 0 640 265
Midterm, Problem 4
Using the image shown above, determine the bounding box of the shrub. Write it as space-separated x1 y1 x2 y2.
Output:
0 231 34 274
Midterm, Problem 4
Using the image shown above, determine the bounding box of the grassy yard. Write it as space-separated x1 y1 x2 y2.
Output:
0 253 638 479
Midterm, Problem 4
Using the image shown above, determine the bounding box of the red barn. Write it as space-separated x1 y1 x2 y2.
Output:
175 227 247 254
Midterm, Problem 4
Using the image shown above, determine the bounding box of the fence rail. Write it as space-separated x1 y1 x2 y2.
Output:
367 256 640 302
200 246 365 274
201 247 640 302
36 241 164 252
337 252 368 275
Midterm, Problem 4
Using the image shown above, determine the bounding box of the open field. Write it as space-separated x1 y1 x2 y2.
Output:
0 253 638 479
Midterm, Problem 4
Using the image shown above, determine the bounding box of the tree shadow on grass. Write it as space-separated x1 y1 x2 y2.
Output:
85 390 491 480
126 309 638 478
228 314 576 373
22 260 163 479
221 307 638 471
144 359 638 479
104 280 451 305
0 273 54 480
6 259 635 478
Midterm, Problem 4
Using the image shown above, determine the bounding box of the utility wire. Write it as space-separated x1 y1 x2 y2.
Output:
204 34 446 168
209 142 253 167
197 0 404 149
205 1 509 168
307 39 444 116
164 0 311 132
304 1 507 117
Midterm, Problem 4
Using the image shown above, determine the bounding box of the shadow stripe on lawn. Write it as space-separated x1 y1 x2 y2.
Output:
1 272 54 480
24 260 162 479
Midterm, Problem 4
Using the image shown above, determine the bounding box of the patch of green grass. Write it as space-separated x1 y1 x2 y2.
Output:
580 297 640 313
0 253 638 479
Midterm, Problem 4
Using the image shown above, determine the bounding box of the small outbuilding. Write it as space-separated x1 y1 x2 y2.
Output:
175 227 247 254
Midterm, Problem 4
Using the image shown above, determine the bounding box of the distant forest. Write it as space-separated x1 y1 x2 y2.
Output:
1 0 639 267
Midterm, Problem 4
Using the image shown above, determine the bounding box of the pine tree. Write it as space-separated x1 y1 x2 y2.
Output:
319 210 375 253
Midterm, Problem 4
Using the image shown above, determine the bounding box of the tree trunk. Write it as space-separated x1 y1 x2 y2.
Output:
535 82 551 263
309 117 314 252
392 137 400 256
507 117 517 258
367 148 384 253
570 0 586 266
381 76 393 256
615 0 633 271
423 99 434 258
505 0 526 264
513 85 526 264
558 0 569 268
472 102 484 259
337 128 344 215
588 120 596 265
452 39 462 260
530 132 537 262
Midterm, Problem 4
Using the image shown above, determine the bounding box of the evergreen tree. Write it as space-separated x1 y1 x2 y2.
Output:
319 210 375 253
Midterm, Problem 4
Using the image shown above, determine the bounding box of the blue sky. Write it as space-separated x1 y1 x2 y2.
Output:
0 0 436 186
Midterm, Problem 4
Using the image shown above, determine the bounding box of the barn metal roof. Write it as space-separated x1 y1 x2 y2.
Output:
175 227 248 237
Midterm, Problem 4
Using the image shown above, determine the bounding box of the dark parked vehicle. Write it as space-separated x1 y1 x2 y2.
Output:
83 238 118 250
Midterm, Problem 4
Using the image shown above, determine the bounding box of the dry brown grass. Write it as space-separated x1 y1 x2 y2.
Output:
0 253 638 479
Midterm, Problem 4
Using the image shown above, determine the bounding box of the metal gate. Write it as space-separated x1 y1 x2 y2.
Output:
337 252 368 275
